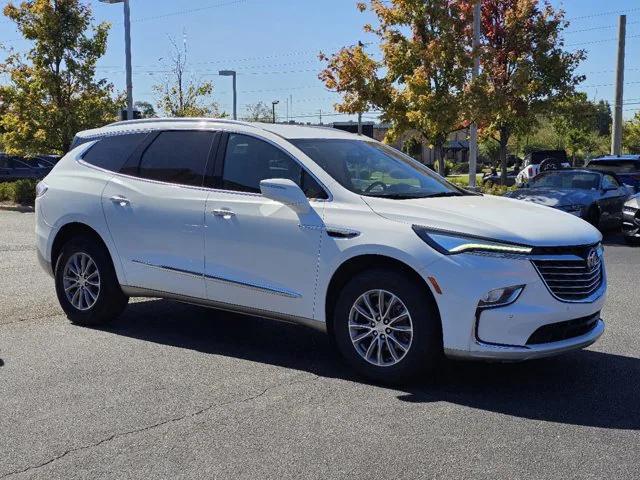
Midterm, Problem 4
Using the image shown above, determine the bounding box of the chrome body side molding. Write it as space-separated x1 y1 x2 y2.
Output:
120 285 326 332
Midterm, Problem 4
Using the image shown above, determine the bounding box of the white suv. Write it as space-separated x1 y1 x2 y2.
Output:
36 118 606 383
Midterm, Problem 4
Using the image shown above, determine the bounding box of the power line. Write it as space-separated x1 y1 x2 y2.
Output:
566 33 640 47
565 20 640 35
567 7 640 21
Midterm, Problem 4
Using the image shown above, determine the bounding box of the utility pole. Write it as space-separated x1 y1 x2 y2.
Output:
468 0 481 189
611 14 626 155
99 0 133 120
357 112 363 135
218 70 237 120
272 100 279 123
319 109 322 125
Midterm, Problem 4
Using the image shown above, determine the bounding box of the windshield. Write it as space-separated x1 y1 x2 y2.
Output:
531 171 601 190
291 139 465 199
588 159 640 173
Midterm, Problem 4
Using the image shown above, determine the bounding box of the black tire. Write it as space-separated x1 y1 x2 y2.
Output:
586 204 600 229
332 268 443 384
54 235 128 326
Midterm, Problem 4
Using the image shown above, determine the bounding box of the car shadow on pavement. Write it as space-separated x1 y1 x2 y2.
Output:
103 298 640 431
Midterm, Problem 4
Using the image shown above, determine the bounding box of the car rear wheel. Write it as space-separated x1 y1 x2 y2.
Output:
54 235 128 326
332 268 442 384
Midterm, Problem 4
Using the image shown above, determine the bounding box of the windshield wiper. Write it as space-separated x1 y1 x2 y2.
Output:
422 191 466 198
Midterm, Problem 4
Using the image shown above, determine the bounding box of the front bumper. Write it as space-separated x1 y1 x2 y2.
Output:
422 250 606 361
623 208 639 237
446 319 604 361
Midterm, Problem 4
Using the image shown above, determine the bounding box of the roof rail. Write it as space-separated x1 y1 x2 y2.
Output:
106 117 256 128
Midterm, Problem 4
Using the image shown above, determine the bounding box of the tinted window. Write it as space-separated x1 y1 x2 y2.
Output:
138 131 214 187
531 171 601 190
82 133 148 172
222 134 327 199
588 159 640 173
602 174 620 190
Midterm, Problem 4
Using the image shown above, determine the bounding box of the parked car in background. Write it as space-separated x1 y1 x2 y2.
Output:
21 157 54 175
586 155 640 193
515 150 571 186
0 154 45 182
505 169 629 229
622 193 640 244
35 118 606 383
481 167 518 187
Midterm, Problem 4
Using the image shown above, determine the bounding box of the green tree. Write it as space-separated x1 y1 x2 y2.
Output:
468 0 585 182
0 0 120 154
244 102 273 122
623 112 640 154
552 93 599 164
134 101 156 119
154 38 223 117
319 1 471 175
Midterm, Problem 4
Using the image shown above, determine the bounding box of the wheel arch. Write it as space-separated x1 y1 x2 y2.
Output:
324 254 440 338
50 222 119 279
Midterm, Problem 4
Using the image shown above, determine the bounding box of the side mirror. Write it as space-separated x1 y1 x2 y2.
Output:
260 178 310 213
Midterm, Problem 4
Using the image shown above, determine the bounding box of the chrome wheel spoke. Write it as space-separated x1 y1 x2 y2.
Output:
361 293 378 319
348 289 413 367
62 252 100 311
353 304 374 322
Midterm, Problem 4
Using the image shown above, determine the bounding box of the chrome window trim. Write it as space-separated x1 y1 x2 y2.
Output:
130 259 301 299
76 131 333 202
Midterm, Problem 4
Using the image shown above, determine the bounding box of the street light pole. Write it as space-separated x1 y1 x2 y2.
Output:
468 0 481 189
272 100 279 123
100 0 133 121
218 70 237 120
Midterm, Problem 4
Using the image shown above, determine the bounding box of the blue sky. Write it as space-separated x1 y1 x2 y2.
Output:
1 0 639 122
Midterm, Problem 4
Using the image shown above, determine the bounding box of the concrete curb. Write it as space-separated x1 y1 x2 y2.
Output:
0 203 35 213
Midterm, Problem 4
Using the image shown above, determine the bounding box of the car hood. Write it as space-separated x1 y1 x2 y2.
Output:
504 188 596 207
362 194 601 247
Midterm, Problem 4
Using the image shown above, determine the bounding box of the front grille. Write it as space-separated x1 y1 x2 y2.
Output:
623 206 638 215
526 313 600 345
532 248 603 301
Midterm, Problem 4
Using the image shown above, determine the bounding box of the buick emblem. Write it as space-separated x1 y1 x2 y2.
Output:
586 248 599 270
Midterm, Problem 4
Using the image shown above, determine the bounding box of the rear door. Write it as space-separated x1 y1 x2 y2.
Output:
102 129 219 298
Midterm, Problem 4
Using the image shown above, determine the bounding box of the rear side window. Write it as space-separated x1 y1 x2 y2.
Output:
137 131 215 187
82 133 148 172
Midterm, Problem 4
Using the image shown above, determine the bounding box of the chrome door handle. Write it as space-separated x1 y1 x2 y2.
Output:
110 195 130 207
211 208 236 219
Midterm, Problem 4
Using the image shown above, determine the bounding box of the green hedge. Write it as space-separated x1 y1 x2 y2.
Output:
0 179 38 205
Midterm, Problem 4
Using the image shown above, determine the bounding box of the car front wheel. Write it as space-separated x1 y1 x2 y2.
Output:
333 268 442 384
54 235 128 326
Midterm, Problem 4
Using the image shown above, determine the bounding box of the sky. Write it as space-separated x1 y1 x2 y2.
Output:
0 0 639 123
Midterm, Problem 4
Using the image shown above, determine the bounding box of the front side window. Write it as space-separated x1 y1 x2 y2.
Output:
137 131 215 187
82 133 148 172
531 171 601 190
602 174 620 190
222 134 327 199
291 139 465 199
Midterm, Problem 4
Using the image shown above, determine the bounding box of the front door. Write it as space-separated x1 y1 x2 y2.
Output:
102 129 218 298
204 133 328 320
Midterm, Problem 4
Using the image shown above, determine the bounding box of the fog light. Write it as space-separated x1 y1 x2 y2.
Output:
478 285 525 308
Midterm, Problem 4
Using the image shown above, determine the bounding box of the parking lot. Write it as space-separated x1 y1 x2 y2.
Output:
1 210 639 479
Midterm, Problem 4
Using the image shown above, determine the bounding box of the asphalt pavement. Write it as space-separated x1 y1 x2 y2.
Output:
1 211 639 479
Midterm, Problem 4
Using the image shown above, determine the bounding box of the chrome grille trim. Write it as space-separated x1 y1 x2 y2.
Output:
531 250 604 302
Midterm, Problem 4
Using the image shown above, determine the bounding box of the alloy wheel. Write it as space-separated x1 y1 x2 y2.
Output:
62 252 101 311
348 289 413 367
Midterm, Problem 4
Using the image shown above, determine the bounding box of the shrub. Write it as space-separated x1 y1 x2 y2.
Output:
434 159 454 177
450 161 469 175
0 179 38 205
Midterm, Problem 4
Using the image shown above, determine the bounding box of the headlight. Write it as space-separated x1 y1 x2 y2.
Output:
35 181 48 198
558 204 582 213
412 226 532 256
478 285 525 308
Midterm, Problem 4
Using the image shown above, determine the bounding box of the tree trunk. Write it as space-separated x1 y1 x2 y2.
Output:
499 126 510 184
436 144 446 177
